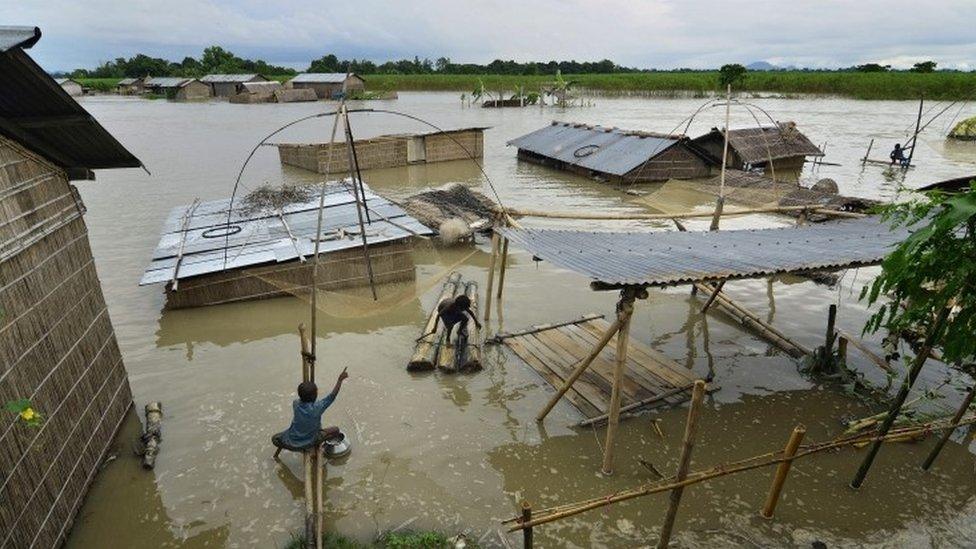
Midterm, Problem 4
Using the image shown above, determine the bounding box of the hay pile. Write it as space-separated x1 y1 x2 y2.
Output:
401 183 498 233
949 116 976 141
239 183 315 215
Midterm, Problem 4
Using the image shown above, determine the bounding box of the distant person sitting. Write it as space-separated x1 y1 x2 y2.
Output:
418 294 482 344
272 368 348 458
889 143 912 167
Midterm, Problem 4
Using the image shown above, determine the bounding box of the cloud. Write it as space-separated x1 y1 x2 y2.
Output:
8 0 976 71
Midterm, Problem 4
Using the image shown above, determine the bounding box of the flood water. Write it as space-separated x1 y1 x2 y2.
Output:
65 93 975 547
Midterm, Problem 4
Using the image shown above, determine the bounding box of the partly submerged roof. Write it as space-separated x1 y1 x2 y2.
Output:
54 78 79 85
498 217 907 289
0 25 141 179
117 77 143 86
241 80 283 93
140 181 432 285
290 72 363 84
145 76 195 88
200 73 265 83
694 122 824 164
507 121 684 177
916 175 976 193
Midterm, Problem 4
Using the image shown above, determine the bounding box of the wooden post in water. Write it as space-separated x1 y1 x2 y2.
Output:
601 288 638 475
340 105 378 301
906 96 924 168
851 307 950 488
497 237 510 299
710 84 732 232
536 316 623 422
521 500 533 549
818 304 838 373
922 383 976 471
484 231 500 323
699 280 726 313
861 138 874 165
760 425 806 518
657 380 707 548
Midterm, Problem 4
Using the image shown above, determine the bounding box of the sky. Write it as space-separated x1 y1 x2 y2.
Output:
7 0 976 72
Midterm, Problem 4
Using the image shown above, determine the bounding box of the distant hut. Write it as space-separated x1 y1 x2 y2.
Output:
144 77 212 101
229 80 283 104
116 76 145 94
691 122 824 173
200 73 268 98
55 77 83 96
507 121 716 183
0 25 142 547
288 73 365 99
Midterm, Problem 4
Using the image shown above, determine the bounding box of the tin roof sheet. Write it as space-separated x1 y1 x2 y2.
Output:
0 26 141 178
145 77 194 88
498 217 908 289
289 72 361 84
200 73 264 83
507 122 679 176
140 180 433 285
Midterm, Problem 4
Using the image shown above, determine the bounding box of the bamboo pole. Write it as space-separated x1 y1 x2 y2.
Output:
694 282 811 357
484 231 500 323
576 382 696 428
816 304 837 372
304 450 314 547
602 290 636 475
536 316 623 422
521 501 533 549
409 273 462 371
699 280 726 313
489 314 604 344
657 380 707 548
836 330 891 372
316 450 324 549
906 96 924 167
851 307 950 488
760 425 806 518
861 138 874 165
709 84 732 232
340 105 378 301
922 384 976 471
497 237 510 299
501 203 860 222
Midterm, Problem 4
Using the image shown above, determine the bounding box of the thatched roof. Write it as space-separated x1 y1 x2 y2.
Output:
949 116 976 140
694 122 824 164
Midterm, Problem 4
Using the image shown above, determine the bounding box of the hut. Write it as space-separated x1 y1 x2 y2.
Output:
288 72 365 99
691 122 824 173
139 180 433 309
144 77 211 101
200 73 268 98
273 88 318 103
0 25 142 547
116 76 145 95
55 77 83 96
277 127 486 174
507 121 715 183
229 81 283 104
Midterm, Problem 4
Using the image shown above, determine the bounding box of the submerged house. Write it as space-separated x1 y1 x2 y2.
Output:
229 80 284 104
116 76 145 94
508 121 716 183
200 73 268 98
691 122 824 173
139 181 432 309
144 76 211 101
277 127 487 174
55 77 83 96
288 72 365 99
0 25 142 547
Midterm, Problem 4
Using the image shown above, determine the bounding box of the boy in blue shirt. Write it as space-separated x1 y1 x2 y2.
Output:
273 367 348 457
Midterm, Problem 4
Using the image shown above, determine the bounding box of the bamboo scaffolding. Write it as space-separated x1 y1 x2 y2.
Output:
506 413 976 532
657 380 706 548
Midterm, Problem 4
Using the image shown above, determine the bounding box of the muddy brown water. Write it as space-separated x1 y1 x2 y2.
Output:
64 93 975 547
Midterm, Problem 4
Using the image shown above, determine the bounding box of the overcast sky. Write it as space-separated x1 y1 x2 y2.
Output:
8 0 976 72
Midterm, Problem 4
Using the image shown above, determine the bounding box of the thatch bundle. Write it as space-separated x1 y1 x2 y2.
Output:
949 116 976 141
239 183 316 215
400 183 497 232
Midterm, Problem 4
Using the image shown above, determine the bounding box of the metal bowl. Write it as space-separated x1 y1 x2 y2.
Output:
323 431 351 459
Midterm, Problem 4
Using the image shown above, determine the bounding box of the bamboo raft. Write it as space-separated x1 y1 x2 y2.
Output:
502 315 701 420
408 273 483 372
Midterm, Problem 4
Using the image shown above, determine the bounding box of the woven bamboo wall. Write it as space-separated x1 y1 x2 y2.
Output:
164 239 416 309
0 134 132 548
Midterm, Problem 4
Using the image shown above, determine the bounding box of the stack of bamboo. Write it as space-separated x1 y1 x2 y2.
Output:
408 272 482 372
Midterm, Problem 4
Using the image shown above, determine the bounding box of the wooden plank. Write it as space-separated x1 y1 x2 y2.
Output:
506 338 603 418
561 324 674 396
570 322 693 392
516 334 611 412
543 328 652 402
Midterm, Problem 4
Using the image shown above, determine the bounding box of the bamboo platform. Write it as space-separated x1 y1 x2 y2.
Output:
504 315 700 420
408 273 483 373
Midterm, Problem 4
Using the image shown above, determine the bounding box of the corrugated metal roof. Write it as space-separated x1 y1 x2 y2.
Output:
117 77 141 86
507 122 680 177
144 76 193 88
289 72 361 84
0 26 141 178
140 180 433 285
0 26 40 52
200 73 264 83
241 80 283 93
498 217 908 289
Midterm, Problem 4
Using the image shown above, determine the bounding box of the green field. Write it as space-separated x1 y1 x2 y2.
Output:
75 71 976 101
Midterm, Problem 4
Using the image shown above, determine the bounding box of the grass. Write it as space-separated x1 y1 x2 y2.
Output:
282 530 472 549
74 71 976 100
361 71 976 101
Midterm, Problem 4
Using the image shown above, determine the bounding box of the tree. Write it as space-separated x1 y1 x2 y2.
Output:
861 183 976 367
911 60 938 73
718 64 747 88
435 57 452 72
854 63 891 72
308 54 340 73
